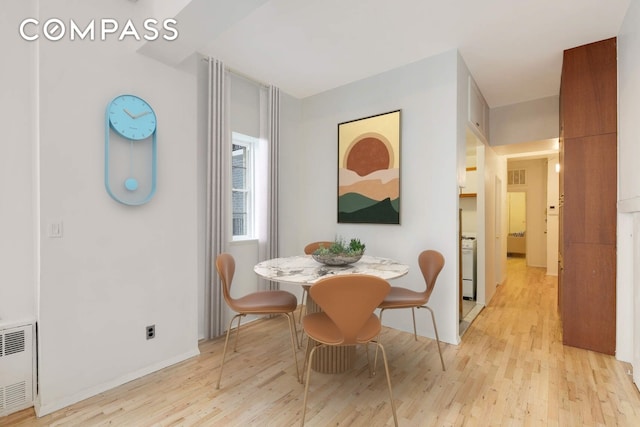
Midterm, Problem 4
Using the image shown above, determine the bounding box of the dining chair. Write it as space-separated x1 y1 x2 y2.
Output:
215 253 300 389
300 274 398 427
375 250 446 372
299 241 333 323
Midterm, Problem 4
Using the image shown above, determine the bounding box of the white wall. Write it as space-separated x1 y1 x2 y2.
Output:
617 0 640 368
490 96 559 147
279 50 461 344
8 0 200 414
479 145 507 302
460 196 477 235
546 154 559 276
0 0 37 325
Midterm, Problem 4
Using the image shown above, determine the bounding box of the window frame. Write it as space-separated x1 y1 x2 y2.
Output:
231 132 257 241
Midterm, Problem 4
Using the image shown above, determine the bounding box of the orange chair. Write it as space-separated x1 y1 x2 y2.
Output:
300 274 398 426
215 253 300 389
299 241 333 322
303 241 333 255
375 250 446 371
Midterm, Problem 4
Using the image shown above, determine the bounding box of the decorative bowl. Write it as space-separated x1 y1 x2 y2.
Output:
311 253 363 266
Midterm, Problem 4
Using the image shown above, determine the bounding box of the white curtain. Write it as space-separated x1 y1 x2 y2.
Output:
204 60 280 335
267 86 280 290
257 86 281 290
204 57 229 339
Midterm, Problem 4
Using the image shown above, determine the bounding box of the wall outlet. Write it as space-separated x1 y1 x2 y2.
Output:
146 325 155 340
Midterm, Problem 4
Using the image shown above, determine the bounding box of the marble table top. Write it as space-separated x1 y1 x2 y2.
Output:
254 254 409 285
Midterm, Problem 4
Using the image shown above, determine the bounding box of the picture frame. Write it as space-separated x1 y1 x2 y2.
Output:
337 110 401 224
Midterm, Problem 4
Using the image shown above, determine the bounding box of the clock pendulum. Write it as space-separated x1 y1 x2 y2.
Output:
125 140 139 191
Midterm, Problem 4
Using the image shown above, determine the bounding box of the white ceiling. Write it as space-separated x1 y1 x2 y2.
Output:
145 0 630 107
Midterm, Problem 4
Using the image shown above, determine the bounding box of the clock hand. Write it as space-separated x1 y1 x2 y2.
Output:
123 108 136 118
133 111 152 119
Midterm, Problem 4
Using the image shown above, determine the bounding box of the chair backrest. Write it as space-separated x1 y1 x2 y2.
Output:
216 253 236 306
418 250 445 301
309 274 390 345
304 241 334 255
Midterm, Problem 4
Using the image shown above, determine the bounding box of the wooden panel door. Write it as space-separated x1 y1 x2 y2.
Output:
562 134 617 246
562 243 616 354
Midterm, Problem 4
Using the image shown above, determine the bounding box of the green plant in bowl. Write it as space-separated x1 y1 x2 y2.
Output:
312 237 365 265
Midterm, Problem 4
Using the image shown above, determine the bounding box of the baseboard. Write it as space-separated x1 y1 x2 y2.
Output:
34 347 200 417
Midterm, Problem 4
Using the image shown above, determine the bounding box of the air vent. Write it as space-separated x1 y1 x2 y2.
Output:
5 330 25 356
0 322 35 416
508 169 526 185
5 382 26 409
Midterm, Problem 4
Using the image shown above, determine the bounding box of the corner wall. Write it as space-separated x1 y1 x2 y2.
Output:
280 51 461 344
12 0 200 414
0 0 37 325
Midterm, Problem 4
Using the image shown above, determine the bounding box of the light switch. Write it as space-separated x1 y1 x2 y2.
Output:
48 221 63 238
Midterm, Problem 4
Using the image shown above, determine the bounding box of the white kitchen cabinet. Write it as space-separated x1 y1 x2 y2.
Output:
468 76 489 140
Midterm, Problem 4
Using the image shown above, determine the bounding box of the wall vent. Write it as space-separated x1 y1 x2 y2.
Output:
508 169 526 185
0 322 34 416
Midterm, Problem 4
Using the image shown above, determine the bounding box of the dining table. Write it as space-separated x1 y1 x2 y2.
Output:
254 254 409 374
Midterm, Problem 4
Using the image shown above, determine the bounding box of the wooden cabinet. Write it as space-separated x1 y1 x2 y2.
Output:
559 38 617 355
562 135 617 246
468 77 489 140
560 39 617 139
562 243 616 354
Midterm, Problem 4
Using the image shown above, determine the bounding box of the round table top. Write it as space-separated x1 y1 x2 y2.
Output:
254 254 409 285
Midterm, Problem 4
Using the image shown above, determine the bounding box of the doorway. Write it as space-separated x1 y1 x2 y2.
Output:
459 131 484 336
507 191 526 257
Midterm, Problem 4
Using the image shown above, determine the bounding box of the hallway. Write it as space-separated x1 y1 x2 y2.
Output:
459 256 640 425
5 258 640 426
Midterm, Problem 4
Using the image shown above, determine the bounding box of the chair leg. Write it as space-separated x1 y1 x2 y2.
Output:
283 313 301 382
376 342 398 427
420 305 446 371
300 345 319 427
287 310 301 349
299 340 311 384
298 286 308 324
411 307 418 340
216 314 242 389
232 314 244 352
373 308 387 376
364 342 373 378
298 286 309 345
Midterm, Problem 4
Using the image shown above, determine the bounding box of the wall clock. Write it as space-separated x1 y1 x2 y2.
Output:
104 94 157 205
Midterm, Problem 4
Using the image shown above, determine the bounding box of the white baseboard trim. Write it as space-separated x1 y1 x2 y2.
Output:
34 347 200 417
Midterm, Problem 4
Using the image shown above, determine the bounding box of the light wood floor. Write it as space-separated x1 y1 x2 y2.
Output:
6 258 640 426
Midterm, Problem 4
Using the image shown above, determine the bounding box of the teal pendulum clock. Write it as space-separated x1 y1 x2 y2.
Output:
105 94 157 205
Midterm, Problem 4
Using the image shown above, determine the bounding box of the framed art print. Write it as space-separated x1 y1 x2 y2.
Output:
337 110 401 224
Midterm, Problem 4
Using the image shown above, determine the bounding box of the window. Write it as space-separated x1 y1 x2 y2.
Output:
231 132 257 239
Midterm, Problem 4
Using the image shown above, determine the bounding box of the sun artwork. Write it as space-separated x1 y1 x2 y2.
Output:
346 136 391 176
338 110 400 224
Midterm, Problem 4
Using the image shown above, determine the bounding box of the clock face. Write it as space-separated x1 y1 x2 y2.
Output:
108 95 157 140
